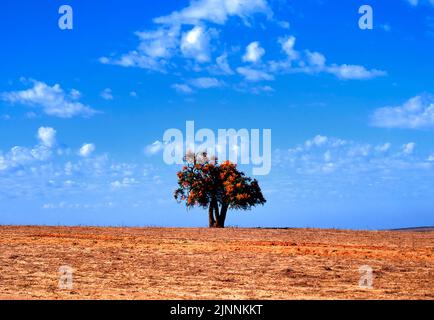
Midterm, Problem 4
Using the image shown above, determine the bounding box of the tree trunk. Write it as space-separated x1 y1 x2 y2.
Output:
215 203 228 228
208 200 228 228
208 202 216 228
213 200 219 224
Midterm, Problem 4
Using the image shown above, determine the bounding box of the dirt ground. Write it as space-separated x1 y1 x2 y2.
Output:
0 226 432 300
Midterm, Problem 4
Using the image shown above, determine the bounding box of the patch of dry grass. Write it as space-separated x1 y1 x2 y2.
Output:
0 226 432 300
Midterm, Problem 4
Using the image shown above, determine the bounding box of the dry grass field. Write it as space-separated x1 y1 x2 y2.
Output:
0 226 433 300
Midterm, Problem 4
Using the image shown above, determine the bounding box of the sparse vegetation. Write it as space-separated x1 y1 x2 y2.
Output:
0 226 432 300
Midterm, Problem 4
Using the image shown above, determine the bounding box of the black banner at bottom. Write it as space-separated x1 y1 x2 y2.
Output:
0 300 431 319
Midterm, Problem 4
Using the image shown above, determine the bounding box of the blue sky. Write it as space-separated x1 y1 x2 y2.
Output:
1 0 434 229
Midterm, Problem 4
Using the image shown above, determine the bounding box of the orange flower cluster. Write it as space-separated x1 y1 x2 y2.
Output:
174 152 266 211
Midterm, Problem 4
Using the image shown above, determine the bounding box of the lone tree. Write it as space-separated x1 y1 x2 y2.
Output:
174 152 266 228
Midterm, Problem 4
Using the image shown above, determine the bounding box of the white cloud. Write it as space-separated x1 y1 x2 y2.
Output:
9 146 37 164
26 112 37 119
279 36 299 60
172 77 225 94
405 0 434 6
305 135 328 148
402 142 416 155
324 150 332 162
154 0 271 25
79 143 96 157
272 137 434 208
0 155 8 171
428 154 434 162
236 67 274 81
277 21 290 29
70 89 81 100
270 36 386 81
145 141 165 155
0 127 57 172
274 135 432 179
136 27 180 59
306 51 326 68
181 26 212 62
64 161 74 176
100 88 113 100
380 24 391 32
100 26 180 72
100 51 165 71
37 127 56 148
242 41 265 63
0 79 96 118
99 57 110 64
172 83 194 94
326 64 386 80
111 177 139 188
347 144 371 158
255 85 274 92
100 2 385 94
243 85 274 94
101 0 270 72
210 53 234 75
207 52 234 76
190 77 224 88
371 95 434 129
375 143 392 152
0 129 167 205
